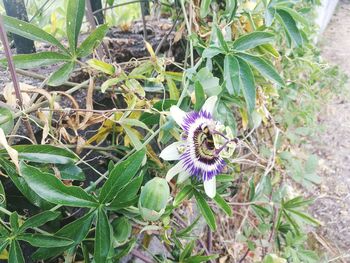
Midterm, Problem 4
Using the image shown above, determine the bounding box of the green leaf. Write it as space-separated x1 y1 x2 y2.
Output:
224 55 240 95
114 238 137 260
180 241 195 261
87 59 115 75
193 190 216 231
56 163 85 181
283 196 313 209
10 212 19 231
20 162 98 208
216 174 234 182
276 9 303 46
120 118 151 132
173 185 193 207
77 24 109 57
121 125 143 150
0 52 71 69
0 157 53 209
108 174 143 209
213 194 232 216
48 61 75 86
200 0 211 18
195 68 222 96
177 216 200 237
286 209 320 226
19 211 60 232
94 207 112 263
101 75 127 92
9 240 24 263
259 43 279 57
33 211 95 260
4 145 78 164
0 239 9 254
232 31 275 50
194 81 205 111
214 25 229 52
66 0 85 51
99 149 145 203
202 46 223 58
2 15 68 53
17 233 74 247
237 53 284 86
237 57 256 113
275 6 308 26
225 0 237 22
0 107 14 135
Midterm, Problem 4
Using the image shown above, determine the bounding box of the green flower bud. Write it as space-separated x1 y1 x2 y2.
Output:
138 178 170 221
111 217 131 245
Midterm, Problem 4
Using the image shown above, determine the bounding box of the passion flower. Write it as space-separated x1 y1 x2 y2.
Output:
160 96 236 198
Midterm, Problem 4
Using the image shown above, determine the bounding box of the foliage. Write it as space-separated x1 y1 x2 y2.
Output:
0 0 346 262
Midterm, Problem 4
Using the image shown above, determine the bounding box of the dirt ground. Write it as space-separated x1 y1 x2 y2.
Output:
309 0 350 262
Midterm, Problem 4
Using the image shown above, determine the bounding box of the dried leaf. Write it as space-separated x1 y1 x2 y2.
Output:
3 82 32 108
79 77 94 129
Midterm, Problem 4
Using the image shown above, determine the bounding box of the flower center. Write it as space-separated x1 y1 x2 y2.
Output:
193 126 217 165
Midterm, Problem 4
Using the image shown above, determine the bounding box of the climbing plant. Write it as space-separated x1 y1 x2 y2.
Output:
0 0 345 262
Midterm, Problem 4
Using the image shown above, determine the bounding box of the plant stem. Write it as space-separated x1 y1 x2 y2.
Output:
0 15 37 143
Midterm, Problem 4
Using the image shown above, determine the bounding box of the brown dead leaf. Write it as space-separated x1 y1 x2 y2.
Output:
3 82 32 108
76 136 86 155
79 77 94 129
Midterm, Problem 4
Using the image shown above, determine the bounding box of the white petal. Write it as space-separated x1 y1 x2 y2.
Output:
165 161 184 182
177 171 191 184
170 105 187 127
201 96 217 115
204 177 216 198
160 141 183 161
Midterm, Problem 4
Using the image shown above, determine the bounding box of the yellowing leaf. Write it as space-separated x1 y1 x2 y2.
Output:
87 59 115 75
240 108 249 130
0 128 19 171
0 248 8 259
146 144 164 168
166 77 179 100
144 41 156 60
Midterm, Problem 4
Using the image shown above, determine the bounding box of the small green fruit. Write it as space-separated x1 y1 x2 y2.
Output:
138 177 170 221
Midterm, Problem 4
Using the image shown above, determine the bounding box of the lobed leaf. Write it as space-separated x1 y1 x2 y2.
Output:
32 212 95 260
237 53 284 86
99 149 145 203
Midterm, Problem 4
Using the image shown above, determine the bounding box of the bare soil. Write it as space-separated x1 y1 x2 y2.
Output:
309 1 350 262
